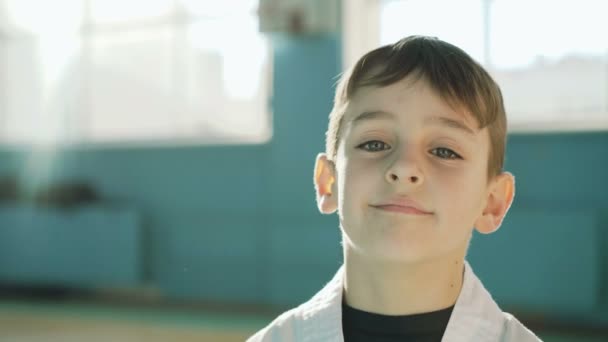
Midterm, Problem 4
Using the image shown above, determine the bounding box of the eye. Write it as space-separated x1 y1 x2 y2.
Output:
356 140 391 152
430 147 462 160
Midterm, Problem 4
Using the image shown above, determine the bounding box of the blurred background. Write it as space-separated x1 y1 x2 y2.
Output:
0 0 606 341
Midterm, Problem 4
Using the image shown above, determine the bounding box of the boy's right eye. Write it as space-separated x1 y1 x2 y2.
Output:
356 140 391 152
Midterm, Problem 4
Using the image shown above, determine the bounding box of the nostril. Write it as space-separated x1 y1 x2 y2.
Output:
410 176 419 183
391 174 398 181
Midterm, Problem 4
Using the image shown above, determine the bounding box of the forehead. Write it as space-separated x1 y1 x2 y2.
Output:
344 77 480 132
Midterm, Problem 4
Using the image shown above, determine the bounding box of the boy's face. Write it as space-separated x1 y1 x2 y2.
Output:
314 76 514 263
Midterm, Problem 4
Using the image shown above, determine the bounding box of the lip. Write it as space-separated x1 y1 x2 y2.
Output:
370 199 433 215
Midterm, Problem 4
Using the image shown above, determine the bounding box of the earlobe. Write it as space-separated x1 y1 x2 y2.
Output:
474 172 515 234
314 153 338 214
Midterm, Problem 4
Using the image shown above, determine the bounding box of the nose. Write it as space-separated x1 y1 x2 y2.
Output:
385 147 424 186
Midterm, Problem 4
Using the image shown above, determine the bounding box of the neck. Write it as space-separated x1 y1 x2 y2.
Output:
342 248 465 316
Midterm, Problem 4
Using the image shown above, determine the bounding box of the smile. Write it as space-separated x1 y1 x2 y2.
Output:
370 204 433 215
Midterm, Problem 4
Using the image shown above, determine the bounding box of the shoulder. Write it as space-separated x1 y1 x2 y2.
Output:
449 262 543 342
500 312 543 342
247 306 303 342
247 266 345 342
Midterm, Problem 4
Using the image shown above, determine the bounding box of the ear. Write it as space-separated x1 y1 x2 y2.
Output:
474 172 515 235
313 153 338 214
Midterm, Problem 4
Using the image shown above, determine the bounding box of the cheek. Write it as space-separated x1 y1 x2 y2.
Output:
432 167 486 217
337 161 359 206
335 160 352 213
336 158 377 210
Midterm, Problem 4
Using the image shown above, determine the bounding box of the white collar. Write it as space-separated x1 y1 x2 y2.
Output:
298 261 505 342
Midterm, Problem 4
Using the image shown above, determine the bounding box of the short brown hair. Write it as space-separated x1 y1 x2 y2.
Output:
326 35 506 179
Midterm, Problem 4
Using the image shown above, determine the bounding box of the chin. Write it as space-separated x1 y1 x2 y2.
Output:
356 238 436 264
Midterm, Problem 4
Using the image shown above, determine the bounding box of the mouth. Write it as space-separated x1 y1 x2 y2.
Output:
369 202 433 215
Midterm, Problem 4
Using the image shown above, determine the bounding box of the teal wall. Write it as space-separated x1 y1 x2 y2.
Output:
471 132 608 324
1 35 607 324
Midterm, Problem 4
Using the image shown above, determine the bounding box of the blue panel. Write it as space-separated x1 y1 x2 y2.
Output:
268 263 338 307
269 36 342 218
0 205 141 288
0 151 19 175
506 133 608 205
158 216 265 303
269 217 341 266
468 208 599 313
52 145 269 215
160 259 262 303
5 145 271 299
267 217 342 306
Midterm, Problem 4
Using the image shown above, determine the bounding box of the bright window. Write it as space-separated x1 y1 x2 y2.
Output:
0 0 272 147
344 0 608 132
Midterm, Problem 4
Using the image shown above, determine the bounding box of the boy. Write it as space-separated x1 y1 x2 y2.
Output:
249 36 541 341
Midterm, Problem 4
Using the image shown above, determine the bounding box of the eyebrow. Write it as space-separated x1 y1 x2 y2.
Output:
351 110 394 124
424 116 477 136
350 110 476 136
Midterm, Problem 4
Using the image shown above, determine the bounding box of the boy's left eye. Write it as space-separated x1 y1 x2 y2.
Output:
430 147 462 160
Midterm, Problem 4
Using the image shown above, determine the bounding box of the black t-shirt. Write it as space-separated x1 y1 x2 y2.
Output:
341 301 454 342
